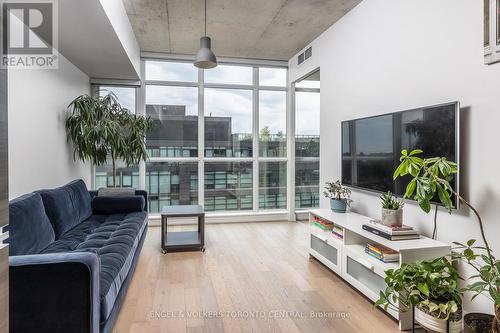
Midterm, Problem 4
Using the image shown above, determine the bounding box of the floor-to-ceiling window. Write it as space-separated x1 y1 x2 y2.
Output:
92 61 322 216
294 71 320 209
141 59 287 214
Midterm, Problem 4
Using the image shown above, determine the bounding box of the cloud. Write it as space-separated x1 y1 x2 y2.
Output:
99 86 136 113
296 92 320 135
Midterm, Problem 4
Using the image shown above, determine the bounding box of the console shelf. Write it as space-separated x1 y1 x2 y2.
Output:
308 209 451 331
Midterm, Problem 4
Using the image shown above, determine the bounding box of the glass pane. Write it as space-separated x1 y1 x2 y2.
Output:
98 86 136 113
295 70 320 89
146 162 199 214
259 68 286 87
145 60 198 82
259 91 286 157
146 86 198 157
295 91 320 157
204 162 253 212
295 90 320 210
295 159 320 209
204 88 252 157
204 65 253 85
95 159 139 189
259 161 287 210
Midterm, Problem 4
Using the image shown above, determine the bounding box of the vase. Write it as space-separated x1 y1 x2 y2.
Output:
381 208 403 227
415 305 462 333
330 198 347 213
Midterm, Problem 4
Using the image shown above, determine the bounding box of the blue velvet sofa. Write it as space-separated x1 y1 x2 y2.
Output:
7 179 148 333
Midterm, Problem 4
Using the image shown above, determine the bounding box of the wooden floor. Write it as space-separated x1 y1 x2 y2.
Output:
113 221 402 333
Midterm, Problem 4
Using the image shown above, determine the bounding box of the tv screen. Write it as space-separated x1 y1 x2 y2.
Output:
341 102 459 207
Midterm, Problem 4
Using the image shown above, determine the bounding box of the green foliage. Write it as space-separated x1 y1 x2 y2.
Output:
393 149 457 213
66 93 153 185
454 240 500 307
323 180 352 203
375 257 463 320
380 191 404 210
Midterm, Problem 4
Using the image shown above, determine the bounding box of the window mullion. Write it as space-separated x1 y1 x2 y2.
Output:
252 67 259 212
288 81 296 221
198 68 205 208
139 60 147 191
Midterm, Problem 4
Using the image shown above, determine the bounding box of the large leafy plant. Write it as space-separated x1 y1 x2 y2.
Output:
393 149 499 331
454 240 500 332
376 257 463 320
66 93 153 187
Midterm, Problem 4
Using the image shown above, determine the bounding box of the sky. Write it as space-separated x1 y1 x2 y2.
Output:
295 91 320 136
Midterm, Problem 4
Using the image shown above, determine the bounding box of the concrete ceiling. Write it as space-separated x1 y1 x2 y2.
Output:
124 0 362 61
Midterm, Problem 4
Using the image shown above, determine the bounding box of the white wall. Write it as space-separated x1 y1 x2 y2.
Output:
100 0 141 77
289 0 500 314
8 53 91 198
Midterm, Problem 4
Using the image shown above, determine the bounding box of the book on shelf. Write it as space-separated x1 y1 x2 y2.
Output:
365 243 399 263
332 230 343 240
362 224 420 241
368 219 417 235
311 221 333 231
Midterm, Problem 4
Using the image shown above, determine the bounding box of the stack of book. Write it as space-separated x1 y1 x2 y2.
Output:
362 219 420 241
365 243 399 263
311 215 334 231
331 225 344 240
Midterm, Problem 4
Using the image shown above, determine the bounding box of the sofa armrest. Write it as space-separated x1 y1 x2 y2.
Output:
9 252 100 333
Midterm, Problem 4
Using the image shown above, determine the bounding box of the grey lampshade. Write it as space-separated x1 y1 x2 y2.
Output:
194 36 217 69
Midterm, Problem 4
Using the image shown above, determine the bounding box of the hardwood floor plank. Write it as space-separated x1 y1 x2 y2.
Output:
113 221 401 333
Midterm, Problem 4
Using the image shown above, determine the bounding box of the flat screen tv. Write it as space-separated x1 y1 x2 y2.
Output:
341 101 459 207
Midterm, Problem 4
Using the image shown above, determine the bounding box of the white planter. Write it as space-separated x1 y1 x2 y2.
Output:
381 208 403 227
415 307 462 333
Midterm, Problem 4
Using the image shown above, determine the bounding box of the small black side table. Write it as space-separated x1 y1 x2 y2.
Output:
161 205 205 254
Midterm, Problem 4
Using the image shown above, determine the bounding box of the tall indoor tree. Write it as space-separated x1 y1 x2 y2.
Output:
66 93 153 187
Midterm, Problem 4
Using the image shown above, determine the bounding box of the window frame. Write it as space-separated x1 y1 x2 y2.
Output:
484 0 500 64
140 55 288 217
291 69 321 215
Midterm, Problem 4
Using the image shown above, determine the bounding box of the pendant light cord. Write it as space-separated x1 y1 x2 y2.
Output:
204 0 207 36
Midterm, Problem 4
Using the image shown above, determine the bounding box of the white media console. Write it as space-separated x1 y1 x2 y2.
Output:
308 209 451 330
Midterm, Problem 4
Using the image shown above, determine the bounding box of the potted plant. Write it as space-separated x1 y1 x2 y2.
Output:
454 240 499 333
323 180 352 213
393 149 499 332
380 191 405 226
66 93 153 187
376 257 463 333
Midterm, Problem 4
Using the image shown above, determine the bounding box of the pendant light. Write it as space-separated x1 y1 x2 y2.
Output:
194 0 217 69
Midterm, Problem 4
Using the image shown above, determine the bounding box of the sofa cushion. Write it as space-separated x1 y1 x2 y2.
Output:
97 187 135 197
8 193 55 256
92 196 145 215
40 211 148 321
37 179 92 238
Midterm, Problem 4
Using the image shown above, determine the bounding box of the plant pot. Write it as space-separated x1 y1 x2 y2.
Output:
415 306 462 333
381 208 403 227
464 313 495 333
330 198 347 213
